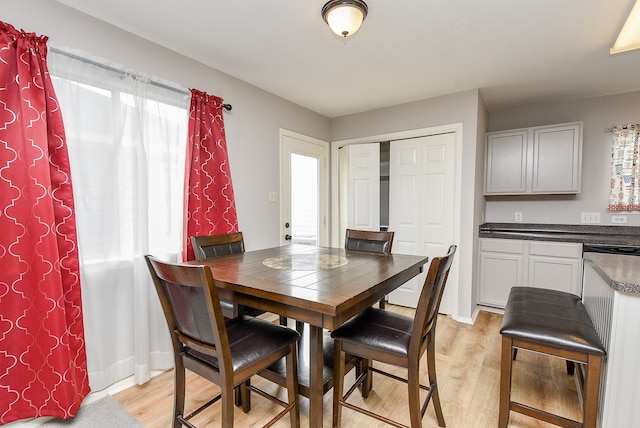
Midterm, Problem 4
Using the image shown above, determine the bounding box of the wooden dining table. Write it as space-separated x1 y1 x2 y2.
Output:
190 244 429 428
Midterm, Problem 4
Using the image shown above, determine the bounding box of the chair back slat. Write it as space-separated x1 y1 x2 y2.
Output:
412 245 457 347
345 229 394 254
191 232 245 260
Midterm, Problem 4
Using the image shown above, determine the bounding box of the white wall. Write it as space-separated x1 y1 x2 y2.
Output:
3 0 331 250
330 90 488 322
487 91 640 227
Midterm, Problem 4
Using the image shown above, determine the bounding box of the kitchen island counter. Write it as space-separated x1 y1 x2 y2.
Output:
584 252 640 294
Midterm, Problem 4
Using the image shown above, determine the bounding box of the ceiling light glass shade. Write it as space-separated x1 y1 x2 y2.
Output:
611 0 640 54
322 0 368 38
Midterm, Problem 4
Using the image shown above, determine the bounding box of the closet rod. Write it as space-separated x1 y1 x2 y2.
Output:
49 47 232 111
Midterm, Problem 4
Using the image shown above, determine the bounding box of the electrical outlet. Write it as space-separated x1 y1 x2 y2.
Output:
581 212 601 224
515 212 523 222
268 191 278 202
611 215 628 224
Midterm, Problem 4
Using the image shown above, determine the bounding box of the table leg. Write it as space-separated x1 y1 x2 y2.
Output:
308 325 324 428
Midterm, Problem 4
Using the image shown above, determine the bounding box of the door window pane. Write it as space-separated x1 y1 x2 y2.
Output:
291 153 318 246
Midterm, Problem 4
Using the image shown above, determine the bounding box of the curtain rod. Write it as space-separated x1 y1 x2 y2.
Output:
49 47 232 111
606 124 640 132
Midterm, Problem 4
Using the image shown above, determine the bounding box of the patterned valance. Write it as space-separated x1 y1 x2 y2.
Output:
608 125 640 212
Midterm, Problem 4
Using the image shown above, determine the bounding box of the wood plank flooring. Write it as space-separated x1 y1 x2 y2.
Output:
113 306 582 427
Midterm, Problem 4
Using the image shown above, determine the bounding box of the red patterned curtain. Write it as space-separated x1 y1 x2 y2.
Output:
0 22 89 424
183 89 239 261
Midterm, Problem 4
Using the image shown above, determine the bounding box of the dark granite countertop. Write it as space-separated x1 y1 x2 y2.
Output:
479 223 640 246
584 252 640 294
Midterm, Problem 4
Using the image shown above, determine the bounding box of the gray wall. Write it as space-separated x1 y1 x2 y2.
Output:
487 91 640 227
331 90 488 322
10 1 634 321
4 0 331 250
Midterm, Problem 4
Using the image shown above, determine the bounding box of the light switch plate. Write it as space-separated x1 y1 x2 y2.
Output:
268 191 278 202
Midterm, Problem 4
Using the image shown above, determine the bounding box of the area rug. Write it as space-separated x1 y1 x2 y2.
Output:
41 395 143 427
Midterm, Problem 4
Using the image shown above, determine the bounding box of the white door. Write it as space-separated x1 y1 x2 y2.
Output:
338 143 380 247
280 130 329 246
388 133 457 313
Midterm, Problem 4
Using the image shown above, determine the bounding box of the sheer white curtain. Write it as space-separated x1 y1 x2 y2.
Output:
48 49 189 390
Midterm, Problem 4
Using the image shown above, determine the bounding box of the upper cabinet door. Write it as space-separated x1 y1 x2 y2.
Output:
531 123 582 193
484 122 583 195
484 129 528 194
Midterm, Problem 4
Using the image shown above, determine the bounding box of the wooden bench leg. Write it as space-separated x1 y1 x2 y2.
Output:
583 354 602 428
499 335 514 428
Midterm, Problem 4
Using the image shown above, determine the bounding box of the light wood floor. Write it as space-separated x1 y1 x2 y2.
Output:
114 306 582 427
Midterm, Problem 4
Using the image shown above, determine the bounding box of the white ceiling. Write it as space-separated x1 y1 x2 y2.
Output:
55 0 640 118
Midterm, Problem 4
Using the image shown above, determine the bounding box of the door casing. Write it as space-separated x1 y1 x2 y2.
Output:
280 129 330 247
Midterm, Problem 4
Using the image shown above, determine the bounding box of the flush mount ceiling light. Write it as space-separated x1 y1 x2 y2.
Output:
611 0 640 54
321 0 368 38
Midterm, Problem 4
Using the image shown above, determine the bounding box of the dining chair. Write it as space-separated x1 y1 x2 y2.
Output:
331 245 457 428
345 228 394 308
344 228 394 254
192 232 291 327
191 232 246 260
191 232 266 319
145 255 301 428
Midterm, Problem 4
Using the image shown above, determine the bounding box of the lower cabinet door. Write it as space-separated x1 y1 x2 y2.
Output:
478 250 525 308
528 255 582 296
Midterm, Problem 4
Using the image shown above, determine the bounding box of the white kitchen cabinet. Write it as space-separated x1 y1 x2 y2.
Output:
478 238 583 308
528 241 583 296
478 238 525 307
484 122 582 195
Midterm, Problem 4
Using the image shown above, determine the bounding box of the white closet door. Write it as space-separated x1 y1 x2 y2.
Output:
339 143 380 246
388 133 456 312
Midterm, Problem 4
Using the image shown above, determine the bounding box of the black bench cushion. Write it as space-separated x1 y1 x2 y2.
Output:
500 286 605 356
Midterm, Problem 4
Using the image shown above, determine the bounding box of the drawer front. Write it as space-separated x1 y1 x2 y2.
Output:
529 241 582 258
479 238 525 254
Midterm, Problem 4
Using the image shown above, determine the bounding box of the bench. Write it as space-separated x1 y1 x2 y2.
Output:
499 286 606 428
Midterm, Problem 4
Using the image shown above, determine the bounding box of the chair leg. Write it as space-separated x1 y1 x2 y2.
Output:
240 380 251 413
333 342 346 428
408 364 423 428
499 336 514 428
221 384 235 428
173 365 186 428
426 337 445 427
234 385 242 408
359 358 372 398
285 344 300 428
583 354 602 428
